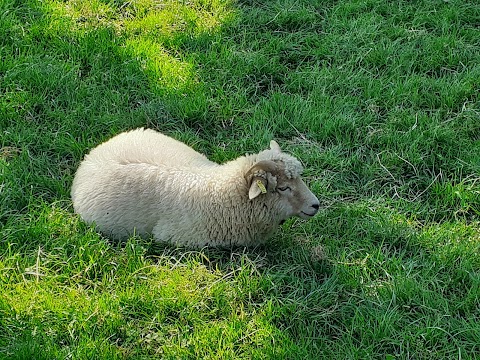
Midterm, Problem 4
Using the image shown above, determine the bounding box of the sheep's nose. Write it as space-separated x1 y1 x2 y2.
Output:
312 203 319 210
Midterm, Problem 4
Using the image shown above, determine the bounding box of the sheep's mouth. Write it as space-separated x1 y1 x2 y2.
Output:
300 211 316 219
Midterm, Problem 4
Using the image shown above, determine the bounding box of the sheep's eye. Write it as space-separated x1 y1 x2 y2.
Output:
277 186 291 192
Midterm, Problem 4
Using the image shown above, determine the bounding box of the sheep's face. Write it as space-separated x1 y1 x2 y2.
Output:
273 175 320 221
246 141 320 223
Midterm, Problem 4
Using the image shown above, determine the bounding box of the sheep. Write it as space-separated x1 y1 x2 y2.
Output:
71 128 320 248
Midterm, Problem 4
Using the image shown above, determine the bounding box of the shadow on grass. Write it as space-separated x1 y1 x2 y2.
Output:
2 0 480 358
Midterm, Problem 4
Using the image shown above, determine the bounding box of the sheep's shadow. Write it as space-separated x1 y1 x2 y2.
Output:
129 221 340 348
142 226 332 281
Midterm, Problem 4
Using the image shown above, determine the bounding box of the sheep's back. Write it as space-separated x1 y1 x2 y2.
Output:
86 128 214 168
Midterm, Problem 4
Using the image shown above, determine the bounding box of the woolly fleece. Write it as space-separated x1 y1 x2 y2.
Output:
71 128 319 248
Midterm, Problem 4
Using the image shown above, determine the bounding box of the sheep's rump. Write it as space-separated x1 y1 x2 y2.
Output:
71 128 215 240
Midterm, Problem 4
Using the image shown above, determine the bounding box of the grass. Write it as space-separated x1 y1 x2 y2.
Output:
1 0 479 358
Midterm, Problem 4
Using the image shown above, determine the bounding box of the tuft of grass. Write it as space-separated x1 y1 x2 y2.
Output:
1 0 480 358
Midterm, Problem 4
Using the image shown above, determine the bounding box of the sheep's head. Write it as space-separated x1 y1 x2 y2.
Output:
245 141 320 223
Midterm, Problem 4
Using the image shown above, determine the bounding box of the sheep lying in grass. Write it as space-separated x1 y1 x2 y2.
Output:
71 128 320 248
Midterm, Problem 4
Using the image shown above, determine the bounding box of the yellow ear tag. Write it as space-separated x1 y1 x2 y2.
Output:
256 180 267 194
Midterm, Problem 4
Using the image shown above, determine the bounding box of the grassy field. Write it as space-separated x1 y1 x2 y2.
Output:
1 0 479 358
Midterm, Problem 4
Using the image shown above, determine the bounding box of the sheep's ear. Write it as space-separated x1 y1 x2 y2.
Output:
249 177 268 200
270 140 281 152
245 160 278 200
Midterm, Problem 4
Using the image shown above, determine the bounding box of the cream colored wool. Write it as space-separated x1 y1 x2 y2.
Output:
71 128 319 248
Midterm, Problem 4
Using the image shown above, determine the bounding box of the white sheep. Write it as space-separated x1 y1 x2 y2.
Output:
71 128 320 248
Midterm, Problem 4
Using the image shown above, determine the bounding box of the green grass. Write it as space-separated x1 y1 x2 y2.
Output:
1 0 479 358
